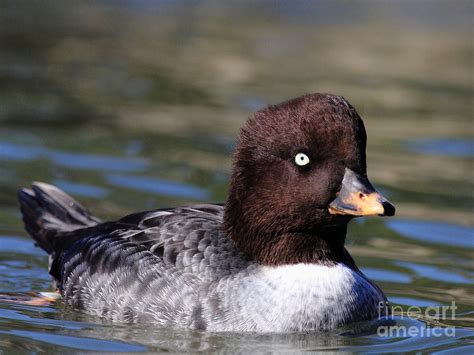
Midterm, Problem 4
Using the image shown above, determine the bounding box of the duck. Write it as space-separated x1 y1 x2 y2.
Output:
18 93 395 332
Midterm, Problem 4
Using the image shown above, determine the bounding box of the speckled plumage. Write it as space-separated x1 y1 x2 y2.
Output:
18 93 393 332
18 192 385 331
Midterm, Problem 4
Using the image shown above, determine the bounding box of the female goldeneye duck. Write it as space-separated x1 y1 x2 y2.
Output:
18 93 395 332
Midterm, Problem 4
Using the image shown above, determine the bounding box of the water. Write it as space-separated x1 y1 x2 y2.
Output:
0 1 472 352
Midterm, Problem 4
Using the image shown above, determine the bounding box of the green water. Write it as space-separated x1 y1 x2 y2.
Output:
0 1 473 352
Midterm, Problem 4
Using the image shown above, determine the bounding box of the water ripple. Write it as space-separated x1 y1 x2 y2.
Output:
407 138 474 158
386 219 474 249
106 173 210 200
0 329 146 352
52 180 109 198
362 267 412 284
0 141 149 173
0 236 42 256
396 261 473 284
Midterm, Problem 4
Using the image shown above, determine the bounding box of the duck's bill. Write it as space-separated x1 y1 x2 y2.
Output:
328 168 395 217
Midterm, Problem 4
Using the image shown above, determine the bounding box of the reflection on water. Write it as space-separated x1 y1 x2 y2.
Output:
389 297 444 307
387 219 474 249
0 142 149 172
52 180 110 199
48 152 149 172
0 142 45 161
396 261 473 285
0 328 147 352
2 297 472 353
0 236 43 255
106 173 210 200
0 0 472 353
408 138 474 158
361 267 412 284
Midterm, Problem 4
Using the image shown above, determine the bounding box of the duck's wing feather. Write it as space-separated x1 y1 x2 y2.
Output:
18 182 247 286
118 204 248 278
43 205 250 325
53 204 248 290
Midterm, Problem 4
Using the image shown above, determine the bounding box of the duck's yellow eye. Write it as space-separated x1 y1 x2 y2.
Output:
294 153 310 166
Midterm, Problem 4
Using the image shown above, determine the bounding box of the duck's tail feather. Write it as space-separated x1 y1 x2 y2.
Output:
18 182 101 254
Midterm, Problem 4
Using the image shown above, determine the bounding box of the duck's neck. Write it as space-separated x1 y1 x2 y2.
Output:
224 210 349 266
253 227 348 266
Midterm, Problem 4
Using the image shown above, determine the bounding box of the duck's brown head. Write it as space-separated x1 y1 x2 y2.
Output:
224 93 395 265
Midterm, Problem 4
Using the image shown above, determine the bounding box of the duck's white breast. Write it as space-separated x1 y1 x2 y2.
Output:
211 263 385 332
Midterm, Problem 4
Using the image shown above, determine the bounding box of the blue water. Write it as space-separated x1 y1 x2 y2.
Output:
0 142 149 172
387 219 474 249
106 173 210 200
408 138 474 158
